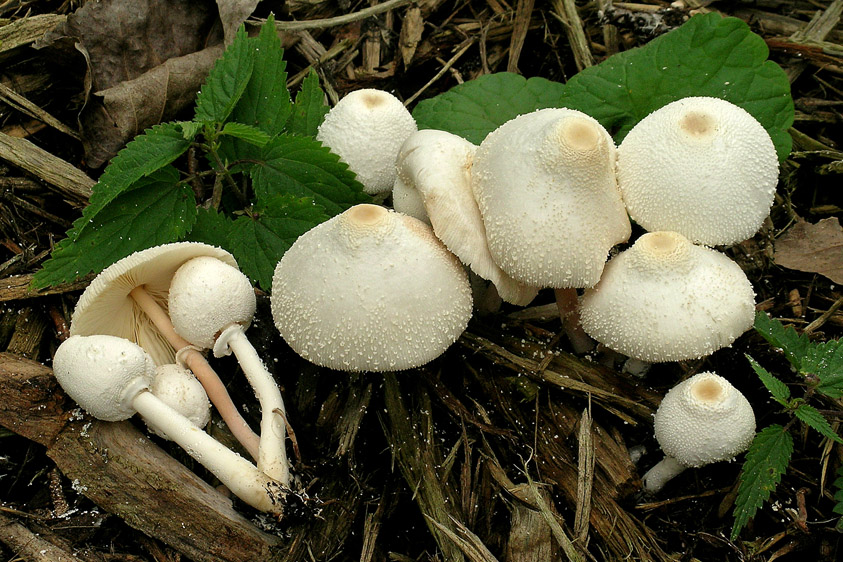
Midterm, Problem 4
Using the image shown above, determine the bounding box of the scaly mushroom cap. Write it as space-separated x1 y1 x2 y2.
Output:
168 256 256 350
146 363 211 438
393 129 538 306
471 108 631 288
316 89 417 195
54 334 156 421
654 372 756 467
70 242 238 366
617 96 779 246
271 204 473 372
579 231 756 362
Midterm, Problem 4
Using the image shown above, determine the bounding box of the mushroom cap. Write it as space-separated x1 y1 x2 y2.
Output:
70 242 238 366
654 371 756 467
471 108 631 288
146 363 211 438
617 96 779 246
53 334 156 421
168 256 256 350
579 231 756 362
271 203 473 372
316 89 418 195
393 129 538 306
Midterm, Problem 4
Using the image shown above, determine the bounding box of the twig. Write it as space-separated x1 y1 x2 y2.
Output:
260 0 413 31
404 38 477 106
804 294 843 334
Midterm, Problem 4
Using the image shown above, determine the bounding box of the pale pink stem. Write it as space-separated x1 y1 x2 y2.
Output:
554 288 595 354
129 286 260 460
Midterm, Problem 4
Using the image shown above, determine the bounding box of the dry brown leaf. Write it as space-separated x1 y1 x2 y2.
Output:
217 0 261 44
774 217 843 284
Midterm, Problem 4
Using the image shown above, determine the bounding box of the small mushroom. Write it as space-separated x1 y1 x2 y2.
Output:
579 231 756 363
69 242 259 459
316 89 417 196
145 363 211 439
167 255 291 487
617 96 779 246
392 129 538 306
53 334 284 513
642 371 756 493
271 203 473 372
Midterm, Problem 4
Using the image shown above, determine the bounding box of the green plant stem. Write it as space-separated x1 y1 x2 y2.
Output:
201 141 248 206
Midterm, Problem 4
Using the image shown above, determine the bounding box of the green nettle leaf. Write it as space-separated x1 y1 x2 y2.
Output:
802 339 843 397
194 26 255 124
753 311 812 371
251 134 368 215
32 167 196 288
187 207 236 250
559 12 793 160
794 404 843 444
227 14 292 136
747 354 791 405
412 73 566 144
221 122 272 147
286 69 329 137
230 195 330 290
84 122 193 219
732 425 793 540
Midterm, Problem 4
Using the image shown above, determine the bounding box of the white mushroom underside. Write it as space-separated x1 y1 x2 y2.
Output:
271 206 473 372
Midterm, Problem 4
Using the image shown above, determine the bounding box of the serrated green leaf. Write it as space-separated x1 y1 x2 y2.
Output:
732 425 793 540
753 311 811 371
187 207 235 250
221 122 272 147
84 122 192 220
194 26 255 123
227 14 291 136
412 73 566 144
32 167 196 287
230 195 329 290
286 69 330 137
802 339 843 397
794 404 843 444
746 354 791 405
560 12 793 160
177 121 202 140
250 133 368 215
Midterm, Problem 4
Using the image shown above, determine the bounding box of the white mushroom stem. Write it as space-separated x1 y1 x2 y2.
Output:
554 288 595 354
129 286 260 460
641 455 687 493
215 324 290 487
132 389 283 513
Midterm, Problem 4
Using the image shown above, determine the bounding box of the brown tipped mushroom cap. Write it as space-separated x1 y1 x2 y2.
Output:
579 231 756 362
617 96 779 246
70 243 239 365
393 129 538 306
471 108 630 288
316 89 417 195
270 204 473 372
654 372 756 467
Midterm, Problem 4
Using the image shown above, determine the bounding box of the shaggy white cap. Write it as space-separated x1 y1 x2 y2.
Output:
317 89 418 195
146 363 211 438
654 372 756 467
271 204 472 372
617 96 779 246
393 129 538 306
472 108 630 288
54 334 156 421
167 256 256 350
580 231 756 362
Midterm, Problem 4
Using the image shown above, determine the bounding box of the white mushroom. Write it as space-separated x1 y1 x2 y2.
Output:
271 203 473 372
167 256 291 487
145 363 211 439
617 96 779 246
642 371 756 493
579 231 756 363
316 89 417 195
393 129 538 306
69 242 259 459
53 334 284 513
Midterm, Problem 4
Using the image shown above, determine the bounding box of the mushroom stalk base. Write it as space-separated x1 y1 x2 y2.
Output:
641 455 688 493
132 389 283 514
217 324 291 488
129 286 261 461
554 288 595 354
